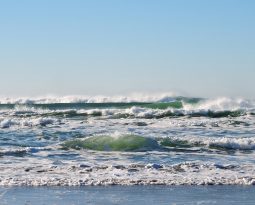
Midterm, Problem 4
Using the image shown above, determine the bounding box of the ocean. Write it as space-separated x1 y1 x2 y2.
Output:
0 95 255 186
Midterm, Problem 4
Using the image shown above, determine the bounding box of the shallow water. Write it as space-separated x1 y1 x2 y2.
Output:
1 96 255 185
0 186 255 205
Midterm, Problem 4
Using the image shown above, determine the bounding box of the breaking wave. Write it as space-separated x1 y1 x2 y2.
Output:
0 101 254 121
0 93 179 104
160 136 255 151
61 134 255 152
0 117 60 128
0 96 254 119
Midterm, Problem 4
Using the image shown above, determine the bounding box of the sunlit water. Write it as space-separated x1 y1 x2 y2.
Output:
1 96 255 185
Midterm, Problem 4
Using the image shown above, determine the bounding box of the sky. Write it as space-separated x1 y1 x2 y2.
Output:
0 0 254 98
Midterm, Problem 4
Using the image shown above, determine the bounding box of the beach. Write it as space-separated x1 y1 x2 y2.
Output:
1 0 255 204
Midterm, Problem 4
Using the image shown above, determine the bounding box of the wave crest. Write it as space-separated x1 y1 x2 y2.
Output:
0 93 178 104
160 136 255 150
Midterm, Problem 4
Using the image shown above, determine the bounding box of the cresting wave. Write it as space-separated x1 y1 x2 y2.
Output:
62 134 255 152
160 136 255 151
62 135 159 152
0 117 59 128
0 107 251 123
0 94 254 109
0 96 254 120
1 134 255 158
0 93 179 104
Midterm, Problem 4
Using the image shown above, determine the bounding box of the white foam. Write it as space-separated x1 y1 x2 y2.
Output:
0 93 177 104
0 117 60 128
1 160 255 186
0 147 47 156
183 97 255 112
165 136 255 150
0 119 19 128
0 95 255 187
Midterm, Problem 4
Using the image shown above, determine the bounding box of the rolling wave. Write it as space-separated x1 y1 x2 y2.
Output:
160 136 255 151
0 93 179 104
62 134 255 152
62 135 159 152
0 96 254 120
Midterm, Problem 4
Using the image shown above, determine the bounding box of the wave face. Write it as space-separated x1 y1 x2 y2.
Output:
62 135 159 151
1 95 255 186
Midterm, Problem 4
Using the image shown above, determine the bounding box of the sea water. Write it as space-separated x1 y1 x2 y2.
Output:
0 95 255 186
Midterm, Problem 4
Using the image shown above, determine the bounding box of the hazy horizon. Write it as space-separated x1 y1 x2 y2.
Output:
0 0 254 98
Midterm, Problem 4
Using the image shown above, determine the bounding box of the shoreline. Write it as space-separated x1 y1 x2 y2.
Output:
1 185 255 205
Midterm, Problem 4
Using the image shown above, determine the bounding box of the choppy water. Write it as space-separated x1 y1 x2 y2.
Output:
1 95 255 186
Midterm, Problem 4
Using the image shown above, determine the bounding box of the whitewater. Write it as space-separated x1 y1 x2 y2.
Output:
0 94 255 186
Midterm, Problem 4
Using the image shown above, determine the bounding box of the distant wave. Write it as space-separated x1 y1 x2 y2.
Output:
0 95 254 110
0 107 252 122
0 97 254 122
0 93 178 104
183 97 255 112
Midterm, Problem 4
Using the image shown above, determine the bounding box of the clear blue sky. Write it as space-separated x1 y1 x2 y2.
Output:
0 0 254 98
